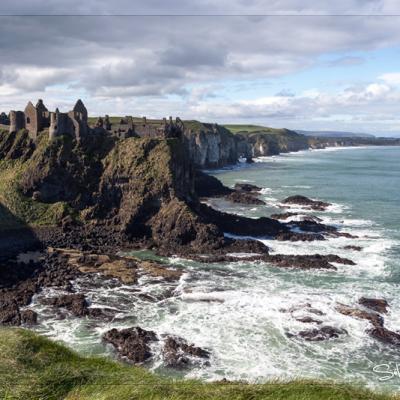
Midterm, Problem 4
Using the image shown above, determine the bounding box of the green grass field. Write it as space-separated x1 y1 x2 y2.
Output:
223 124 289 135
0 328 397 400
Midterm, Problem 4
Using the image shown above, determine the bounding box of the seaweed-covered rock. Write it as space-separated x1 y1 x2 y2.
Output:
103 327 158 363
162 335 210 368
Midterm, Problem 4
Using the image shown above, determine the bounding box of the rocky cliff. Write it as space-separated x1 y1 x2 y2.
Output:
183 121 252 168
186 122 400 167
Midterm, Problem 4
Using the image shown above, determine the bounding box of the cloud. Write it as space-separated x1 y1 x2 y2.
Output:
0 3 400 133
379 72 400 85
0 0 393 15
327 56 365 67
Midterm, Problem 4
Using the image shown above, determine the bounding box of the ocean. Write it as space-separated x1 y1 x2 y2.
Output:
29 146 400 392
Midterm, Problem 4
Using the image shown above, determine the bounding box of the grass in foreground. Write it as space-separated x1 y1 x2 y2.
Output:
0 328 397 400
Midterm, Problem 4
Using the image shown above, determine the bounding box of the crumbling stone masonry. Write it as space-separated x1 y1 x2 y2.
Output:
8 99 184 142
9 99 89 142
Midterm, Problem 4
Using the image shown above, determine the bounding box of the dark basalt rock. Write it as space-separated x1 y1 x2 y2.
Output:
194 170 233 197
199 203 287 238
281 195 331 211
343 245 362 251
221 238 269 254
0 301 21 326
267 254 338 270
103 327 158 364
295 326 347 341
270 212 299 220
225 191 266 205
289 220 337 234
42 293 89 317
275 232 325 242
234 183 261 192
367 327 400 346
270 212 323 223
20 309 38 325
162 335 210 368
336 304 384 327
295 316 322 324
359 297 389 314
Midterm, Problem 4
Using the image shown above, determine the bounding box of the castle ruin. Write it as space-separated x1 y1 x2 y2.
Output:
8 99 184 142
9 99 89 141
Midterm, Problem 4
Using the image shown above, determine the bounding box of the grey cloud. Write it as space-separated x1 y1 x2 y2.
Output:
0 0 392 15
327 56 365 67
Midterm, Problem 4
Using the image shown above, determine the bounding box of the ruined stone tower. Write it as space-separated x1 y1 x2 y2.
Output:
23 99 50 139
9 111 25 133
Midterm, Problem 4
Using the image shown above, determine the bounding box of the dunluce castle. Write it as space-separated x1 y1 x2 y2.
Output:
3 99 184 141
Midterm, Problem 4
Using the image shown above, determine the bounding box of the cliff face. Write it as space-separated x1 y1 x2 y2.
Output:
241 129 309 157
183 121 251 168
0 128 226 252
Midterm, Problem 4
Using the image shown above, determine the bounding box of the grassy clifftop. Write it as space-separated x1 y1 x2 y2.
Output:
0 128 192 233
0 129 71 231
0 328 396 400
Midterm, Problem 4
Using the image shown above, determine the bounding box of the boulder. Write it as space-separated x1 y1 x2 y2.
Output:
233 183 261 192
162 335 210 368
225 191 265 205
0 301 20 326
295 326 347 341
336 304 384 327
42 293 89 317
103 327 158 363
281 195 331 211
20 309 38 325
368 327 400 346
359 297 389 314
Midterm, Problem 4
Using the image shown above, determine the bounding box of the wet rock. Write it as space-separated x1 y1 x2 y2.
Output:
138 261 182 281
332 232 359 239
233 183 261 192
0 301 21 326
194 170 233 197
198 203 286 238
271 212 323 222
325 254 355 265
295 326 347 341
162 335 210 368
343 245 362 251
54 249 138 284
42 294 89 317
267 254 341 270
225 191 265 205
336 304 383 327
275 232 325 241
359 297 389 314
103 327 158 363
20 309 38 325
308 308 326 316
289 220 336 234
367 327 400 346
270 212 299 220
281 195 331 211
295 316 322 324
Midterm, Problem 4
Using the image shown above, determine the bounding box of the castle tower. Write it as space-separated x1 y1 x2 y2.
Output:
24 101 40 139
9 111 25 133
72 99 88 122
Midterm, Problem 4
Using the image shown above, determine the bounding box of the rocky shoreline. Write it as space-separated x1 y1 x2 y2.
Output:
0 126 398 373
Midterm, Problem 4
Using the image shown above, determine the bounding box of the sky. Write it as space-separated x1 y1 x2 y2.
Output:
1 1 400 135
